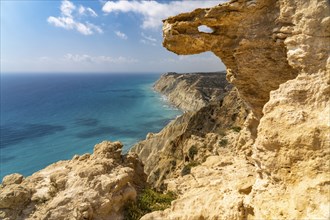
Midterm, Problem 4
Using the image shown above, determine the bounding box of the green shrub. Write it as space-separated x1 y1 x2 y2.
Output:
219 138 228 147
231 126 241 132
188 145 198 159
124 189 176 220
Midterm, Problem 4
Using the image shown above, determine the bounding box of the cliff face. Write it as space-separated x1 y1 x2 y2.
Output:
154 72 230 112
0 141 146 220
146 0 330 219
132 73 250 190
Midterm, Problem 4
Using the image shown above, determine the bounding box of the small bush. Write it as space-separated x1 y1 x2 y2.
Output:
188 145 198 159
231 126 241 132
219 138 228 147
124 189 176 220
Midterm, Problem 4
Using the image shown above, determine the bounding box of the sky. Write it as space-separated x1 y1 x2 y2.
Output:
0 0 227 73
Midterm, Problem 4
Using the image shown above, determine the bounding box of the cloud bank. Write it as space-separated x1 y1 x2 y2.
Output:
102 0 225 29
48 0 102 35
64 53 138 64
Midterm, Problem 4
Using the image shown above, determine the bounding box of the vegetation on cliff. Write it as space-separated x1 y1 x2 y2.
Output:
124 189 176 220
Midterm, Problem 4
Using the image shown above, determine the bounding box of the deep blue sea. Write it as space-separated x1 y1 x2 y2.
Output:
0 73 181 180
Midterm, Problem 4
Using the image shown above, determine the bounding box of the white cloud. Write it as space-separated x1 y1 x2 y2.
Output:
75 23 93 35
64 53 138 63
79 5 98 17
141 32 156 42
140 32 157 46
87 22 103 34
47 16 74 29
61 0 75 17
115 30 128 40
48 0 102 35
102 0 226 29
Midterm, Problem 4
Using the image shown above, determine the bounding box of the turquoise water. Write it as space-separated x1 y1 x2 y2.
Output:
0 73 181 180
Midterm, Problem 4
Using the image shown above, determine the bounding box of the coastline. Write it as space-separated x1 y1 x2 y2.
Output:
0 73 181 180
0 71 227 219
1 0 329 218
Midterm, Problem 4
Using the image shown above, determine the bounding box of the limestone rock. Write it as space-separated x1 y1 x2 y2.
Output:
1 174 24 186
0 141 146 220
163 0 299 119
141 151 255 220
145 0 330 219
154 71 230 112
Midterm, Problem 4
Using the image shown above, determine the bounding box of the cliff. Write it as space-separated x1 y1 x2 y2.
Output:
142 0 329 219
1 0 329 219
0 141 146 220
153 71 230 112
132 74 251 188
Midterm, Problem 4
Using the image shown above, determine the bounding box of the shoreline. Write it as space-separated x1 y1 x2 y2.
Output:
0 73 180 180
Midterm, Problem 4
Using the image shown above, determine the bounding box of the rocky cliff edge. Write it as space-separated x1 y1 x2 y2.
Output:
142 0 330 219
0 141 146 220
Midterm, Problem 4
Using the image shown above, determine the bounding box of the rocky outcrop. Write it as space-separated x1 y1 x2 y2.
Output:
163 0 299 119
0 141 146 220
141 152 255 220
143 0 330 219
154 72 230 112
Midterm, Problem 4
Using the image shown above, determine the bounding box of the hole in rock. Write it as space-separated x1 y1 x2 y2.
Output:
198 25 214 33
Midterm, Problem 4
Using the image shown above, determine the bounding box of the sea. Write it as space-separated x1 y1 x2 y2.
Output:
0 73 182 180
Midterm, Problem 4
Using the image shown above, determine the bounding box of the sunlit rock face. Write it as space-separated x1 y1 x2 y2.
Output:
163 0 300 119
154 0 330 219
0 141 146 220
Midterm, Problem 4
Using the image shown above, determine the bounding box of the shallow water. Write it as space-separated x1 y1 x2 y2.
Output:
0 73 181 179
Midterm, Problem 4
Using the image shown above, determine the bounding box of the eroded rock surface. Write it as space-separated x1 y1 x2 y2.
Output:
143 0 330 219
163 0 299 119
0 141 146 220
141 151 255 220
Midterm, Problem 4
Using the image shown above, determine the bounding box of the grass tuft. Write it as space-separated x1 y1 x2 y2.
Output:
124 188 176 220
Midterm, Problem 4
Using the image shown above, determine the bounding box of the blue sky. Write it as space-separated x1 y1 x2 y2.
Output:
1 0 226 73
